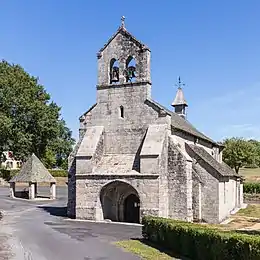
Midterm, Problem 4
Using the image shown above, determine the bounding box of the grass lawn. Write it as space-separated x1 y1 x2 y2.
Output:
115 239 186 260
239 168 260 182
212 204 260 232
236 204 260 218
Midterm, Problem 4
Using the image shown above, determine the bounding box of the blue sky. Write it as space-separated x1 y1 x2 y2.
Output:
1 1 260 141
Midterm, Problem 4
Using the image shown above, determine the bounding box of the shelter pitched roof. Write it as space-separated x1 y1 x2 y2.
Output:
10 154 56 183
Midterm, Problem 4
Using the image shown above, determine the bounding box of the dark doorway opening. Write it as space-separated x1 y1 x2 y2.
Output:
124 194 140 223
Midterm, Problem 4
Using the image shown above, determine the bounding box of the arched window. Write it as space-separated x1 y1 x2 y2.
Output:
110 59 119 84
119 106 124 118
125 56 136 82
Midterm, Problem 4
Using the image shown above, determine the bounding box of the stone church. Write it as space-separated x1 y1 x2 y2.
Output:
67 18 243 224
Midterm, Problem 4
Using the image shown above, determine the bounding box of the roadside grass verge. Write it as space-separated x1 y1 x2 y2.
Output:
115 205 260 260
115 239 184 260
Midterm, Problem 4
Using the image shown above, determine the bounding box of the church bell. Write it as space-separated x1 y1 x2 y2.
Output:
128 66 136 78
111 66 119 82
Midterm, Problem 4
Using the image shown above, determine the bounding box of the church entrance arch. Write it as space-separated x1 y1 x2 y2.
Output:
100 181 140 223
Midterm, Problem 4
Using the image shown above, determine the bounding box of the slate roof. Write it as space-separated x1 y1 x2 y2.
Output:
98 26 150 53
10 154 56 183
80 99 218 146
146 99 217 145
80 104 97 120
186 144 239 177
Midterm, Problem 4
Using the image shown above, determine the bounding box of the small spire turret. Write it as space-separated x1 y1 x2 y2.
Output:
172 77 188 119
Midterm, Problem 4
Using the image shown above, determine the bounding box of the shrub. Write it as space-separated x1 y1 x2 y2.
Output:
0 169 19 181
48 169 68 177
142 216 260 260
244 182 260 194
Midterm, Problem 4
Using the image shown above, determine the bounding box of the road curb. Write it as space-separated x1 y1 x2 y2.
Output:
64 218 143 227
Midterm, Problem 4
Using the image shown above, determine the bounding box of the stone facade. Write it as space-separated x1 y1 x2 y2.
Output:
68 22 243 224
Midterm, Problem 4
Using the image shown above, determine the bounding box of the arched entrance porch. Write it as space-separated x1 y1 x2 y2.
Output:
99 181 140 223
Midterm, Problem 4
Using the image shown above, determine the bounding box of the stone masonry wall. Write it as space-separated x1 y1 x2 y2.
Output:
80 27 171 156
97 31 151 86
172 129 213 156
75 175 159 220
81 84 171 156
158 133 169 217
192 180 201 221
67 132 85 218
168 137 193 221
92 132 104 167
192 167 203 221
188 157 220 223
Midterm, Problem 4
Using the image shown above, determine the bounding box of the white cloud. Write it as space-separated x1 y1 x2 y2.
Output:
219 123 260 140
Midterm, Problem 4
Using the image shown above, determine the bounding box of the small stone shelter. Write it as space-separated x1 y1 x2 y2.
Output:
67 18 243 224
9 153 56 200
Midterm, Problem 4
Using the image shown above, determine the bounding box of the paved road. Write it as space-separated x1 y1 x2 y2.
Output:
0 187 142 260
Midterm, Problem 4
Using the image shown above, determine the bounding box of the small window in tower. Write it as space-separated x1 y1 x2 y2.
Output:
125 56 136 83
119 106 124 118
110 58 119 84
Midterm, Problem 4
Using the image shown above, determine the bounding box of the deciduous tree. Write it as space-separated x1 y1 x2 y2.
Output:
223 137 257 173
0 60 75 166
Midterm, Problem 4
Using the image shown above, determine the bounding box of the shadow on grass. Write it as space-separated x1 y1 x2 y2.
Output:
38 206 67 218
131 238 190 260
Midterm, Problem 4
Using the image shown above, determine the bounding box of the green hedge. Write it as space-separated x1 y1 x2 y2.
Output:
142 216 260 260
244 182 260 194
0 168 67 181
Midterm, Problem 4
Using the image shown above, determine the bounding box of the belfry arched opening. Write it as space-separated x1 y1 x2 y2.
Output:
100 181 140 223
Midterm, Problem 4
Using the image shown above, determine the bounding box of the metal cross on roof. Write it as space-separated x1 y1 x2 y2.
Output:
121 16 125 28
175 76 185 89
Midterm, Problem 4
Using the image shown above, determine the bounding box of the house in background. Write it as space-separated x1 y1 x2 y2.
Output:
1 151 22 169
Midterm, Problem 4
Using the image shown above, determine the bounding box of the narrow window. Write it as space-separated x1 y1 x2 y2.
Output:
120 106 124 118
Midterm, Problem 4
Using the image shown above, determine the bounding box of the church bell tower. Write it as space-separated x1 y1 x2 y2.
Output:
96 17 151 91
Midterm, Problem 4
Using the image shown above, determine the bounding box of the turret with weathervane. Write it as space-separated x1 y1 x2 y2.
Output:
172 77 188 119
